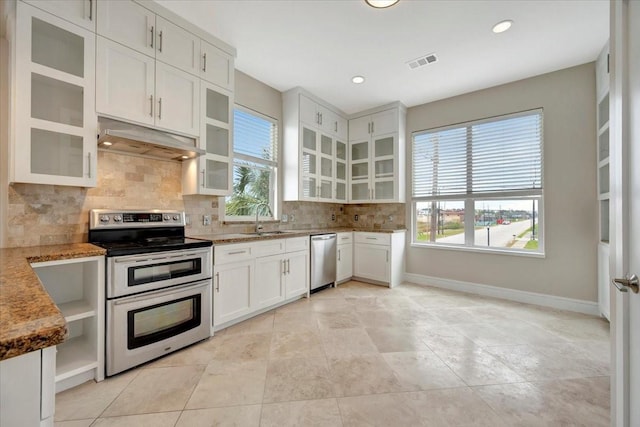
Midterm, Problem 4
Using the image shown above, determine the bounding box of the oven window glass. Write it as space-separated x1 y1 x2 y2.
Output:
127 295 201 349
128 259 202 286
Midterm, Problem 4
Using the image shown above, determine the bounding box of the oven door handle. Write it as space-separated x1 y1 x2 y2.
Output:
112 280 211 305
113 249 210 264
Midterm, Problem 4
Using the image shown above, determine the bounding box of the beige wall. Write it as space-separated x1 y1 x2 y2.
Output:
405 63 598 301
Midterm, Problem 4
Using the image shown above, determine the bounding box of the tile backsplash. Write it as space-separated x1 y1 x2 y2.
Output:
5 151 405 248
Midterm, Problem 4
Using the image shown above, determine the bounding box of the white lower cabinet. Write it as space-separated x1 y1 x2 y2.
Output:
353 231 405 288
213 237 309 330
255 254 286 309
31 256 105 393
0 346 56 427
213 260 253 326
336 232 353 283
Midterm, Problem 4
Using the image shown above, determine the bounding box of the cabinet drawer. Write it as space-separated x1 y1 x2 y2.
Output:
337 232 353 244
215 243 254 264
286 236 308 252
354 232 390 245
252 239 286 257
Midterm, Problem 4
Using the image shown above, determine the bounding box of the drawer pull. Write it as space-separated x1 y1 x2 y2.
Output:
228 250 247 255
366 237 378 240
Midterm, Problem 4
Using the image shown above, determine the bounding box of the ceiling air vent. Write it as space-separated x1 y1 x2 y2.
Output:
407 53 438 70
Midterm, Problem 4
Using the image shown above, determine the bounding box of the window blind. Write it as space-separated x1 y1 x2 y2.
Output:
233 109 277 163
412 110 542 199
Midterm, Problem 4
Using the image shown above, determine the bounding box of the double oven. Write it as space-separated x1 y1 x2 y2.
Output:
90 209 212 376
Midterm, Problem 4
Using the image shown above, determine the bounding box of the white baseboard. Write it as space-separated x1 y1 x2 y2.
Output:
403 273 600 316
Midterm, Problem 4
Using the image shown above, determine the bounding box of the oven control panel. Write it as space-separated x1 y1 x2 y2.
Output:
90 209 185 229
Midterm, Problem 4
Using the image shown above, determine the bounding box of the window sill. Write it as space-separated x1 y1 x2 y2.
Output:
410 242 545 258
222 219 280 224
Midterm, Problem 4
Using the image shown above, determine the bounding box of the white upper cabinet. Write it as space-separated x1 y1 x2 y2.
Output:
24 0 96 32
155 16 200 75
11 2 97 187
348 104 406 203
182 82 233 195
200 40 234 91
96 37 155 127
155 61 199 136
283 88 349 202
96 0 155 57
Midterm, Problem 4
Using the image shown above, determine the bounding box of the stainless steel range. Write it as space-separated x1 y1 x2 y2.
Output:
89 209 212 376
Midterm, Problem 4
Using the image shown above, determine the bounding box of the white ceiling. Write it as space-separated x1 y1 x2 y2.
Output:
157 0 609 115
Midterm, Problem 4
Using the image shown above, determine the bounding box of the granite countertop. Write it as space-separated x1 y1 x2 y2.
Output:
0 243 106 361
191 227 407 244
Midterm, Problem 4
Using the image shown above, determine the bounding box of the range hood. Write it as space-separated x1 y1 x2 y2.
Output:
97 118 205 160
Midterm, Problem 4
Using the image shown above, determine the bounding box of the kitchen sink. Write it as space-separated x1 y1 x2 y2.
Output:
242 230 295 237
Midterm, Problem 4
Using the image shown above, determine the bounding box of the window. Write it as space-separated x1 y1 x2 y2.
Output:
224 106 278 220
412 109 543 253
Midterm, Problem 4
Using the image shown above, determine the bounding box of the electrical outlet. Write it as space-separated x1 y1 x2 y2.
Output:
388 215 394 221
331 213 336 221
185 214 191 226
281 214 288 223
354 214 359 221
203 215 211 226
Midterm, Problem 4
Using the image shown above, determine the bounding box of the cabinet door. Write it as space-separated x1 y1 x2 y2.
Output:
255 255 285 309
96 37 155 127
96 0 155 57
372 133 396 201
336 115 348 140
348 115 371 142
200 40 234 90
318 104 337 135
350 139 371 202
24 0 95 31
299 94 318 126
285 250 309 298
155 62 200 136
13 3 97 187
371 109 398 136
318 133 334 201
337 244 353 282
335 139 348 202
155 16 200 76
354 243 389 282
213 261 253 326
301 126 319 200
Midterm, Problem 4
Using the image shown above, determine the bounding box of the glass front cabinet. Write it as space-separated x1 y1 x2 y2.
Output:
182 82 233 195
11 2 97 187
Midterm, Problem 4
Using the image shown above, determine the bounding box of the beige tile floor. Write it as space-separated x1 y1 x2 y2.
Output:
55 281 611 426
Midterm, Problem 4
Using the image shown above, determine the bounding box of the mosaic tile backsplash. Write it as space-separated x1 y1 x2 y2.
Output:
6 152 406 247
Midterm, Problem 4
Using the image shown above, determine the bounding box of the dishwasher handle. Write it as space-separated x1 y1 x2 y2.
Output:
311 234 337 241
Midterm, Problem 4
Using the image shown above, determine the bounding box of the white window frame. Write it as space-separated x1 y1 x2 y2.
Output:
222 105 279 222
411 109 544 256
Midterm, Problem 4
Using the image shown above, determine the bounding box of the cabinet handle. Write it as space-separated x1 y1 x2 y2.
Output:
320 113 323 125
87 152 92 178
228 250 247 255
202 52 207 72
335 121 338 133
149 95 153 117
215 272 220 292
386 250 389 263
366 237 377 240
158 97 162 119
282 259 286 275
150 26 154 48
338 249 341 261
368 122 371 134
158 30 163 52
88 0 92 21
372 121 375 134
287 259 290 274
316 112 320 125
201 169 205 187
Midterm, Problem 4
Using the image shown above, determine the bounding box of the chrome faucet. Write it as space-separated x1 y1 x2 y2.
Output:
255 202 273 234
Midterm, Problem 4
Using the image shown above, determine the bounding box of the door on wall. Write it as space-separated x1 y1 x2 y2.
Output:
609 1 640 426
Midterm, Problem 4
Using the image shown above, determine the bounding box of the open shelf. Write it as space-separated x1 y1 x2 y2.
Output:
55 336 98 382
58 300 95 322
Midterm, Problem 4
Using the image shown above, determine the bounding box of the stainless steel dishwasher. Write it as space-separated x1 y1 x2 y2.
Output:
310 233 337 291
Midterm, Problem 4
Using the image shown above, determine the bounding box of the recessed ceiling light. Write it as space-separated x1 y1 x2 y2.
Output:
181 155 189 159
492 20 513 33
352 75 365 84
365 0 399 9
101 141 113 146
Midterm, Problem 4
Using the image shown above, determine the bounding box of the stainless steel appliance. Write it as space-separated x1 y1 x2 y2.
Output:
310 233 337 291
89 209 213 376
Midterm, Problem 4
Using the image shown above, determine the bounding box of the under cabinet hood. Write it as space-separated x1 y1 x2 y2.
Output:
97 118 204 161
